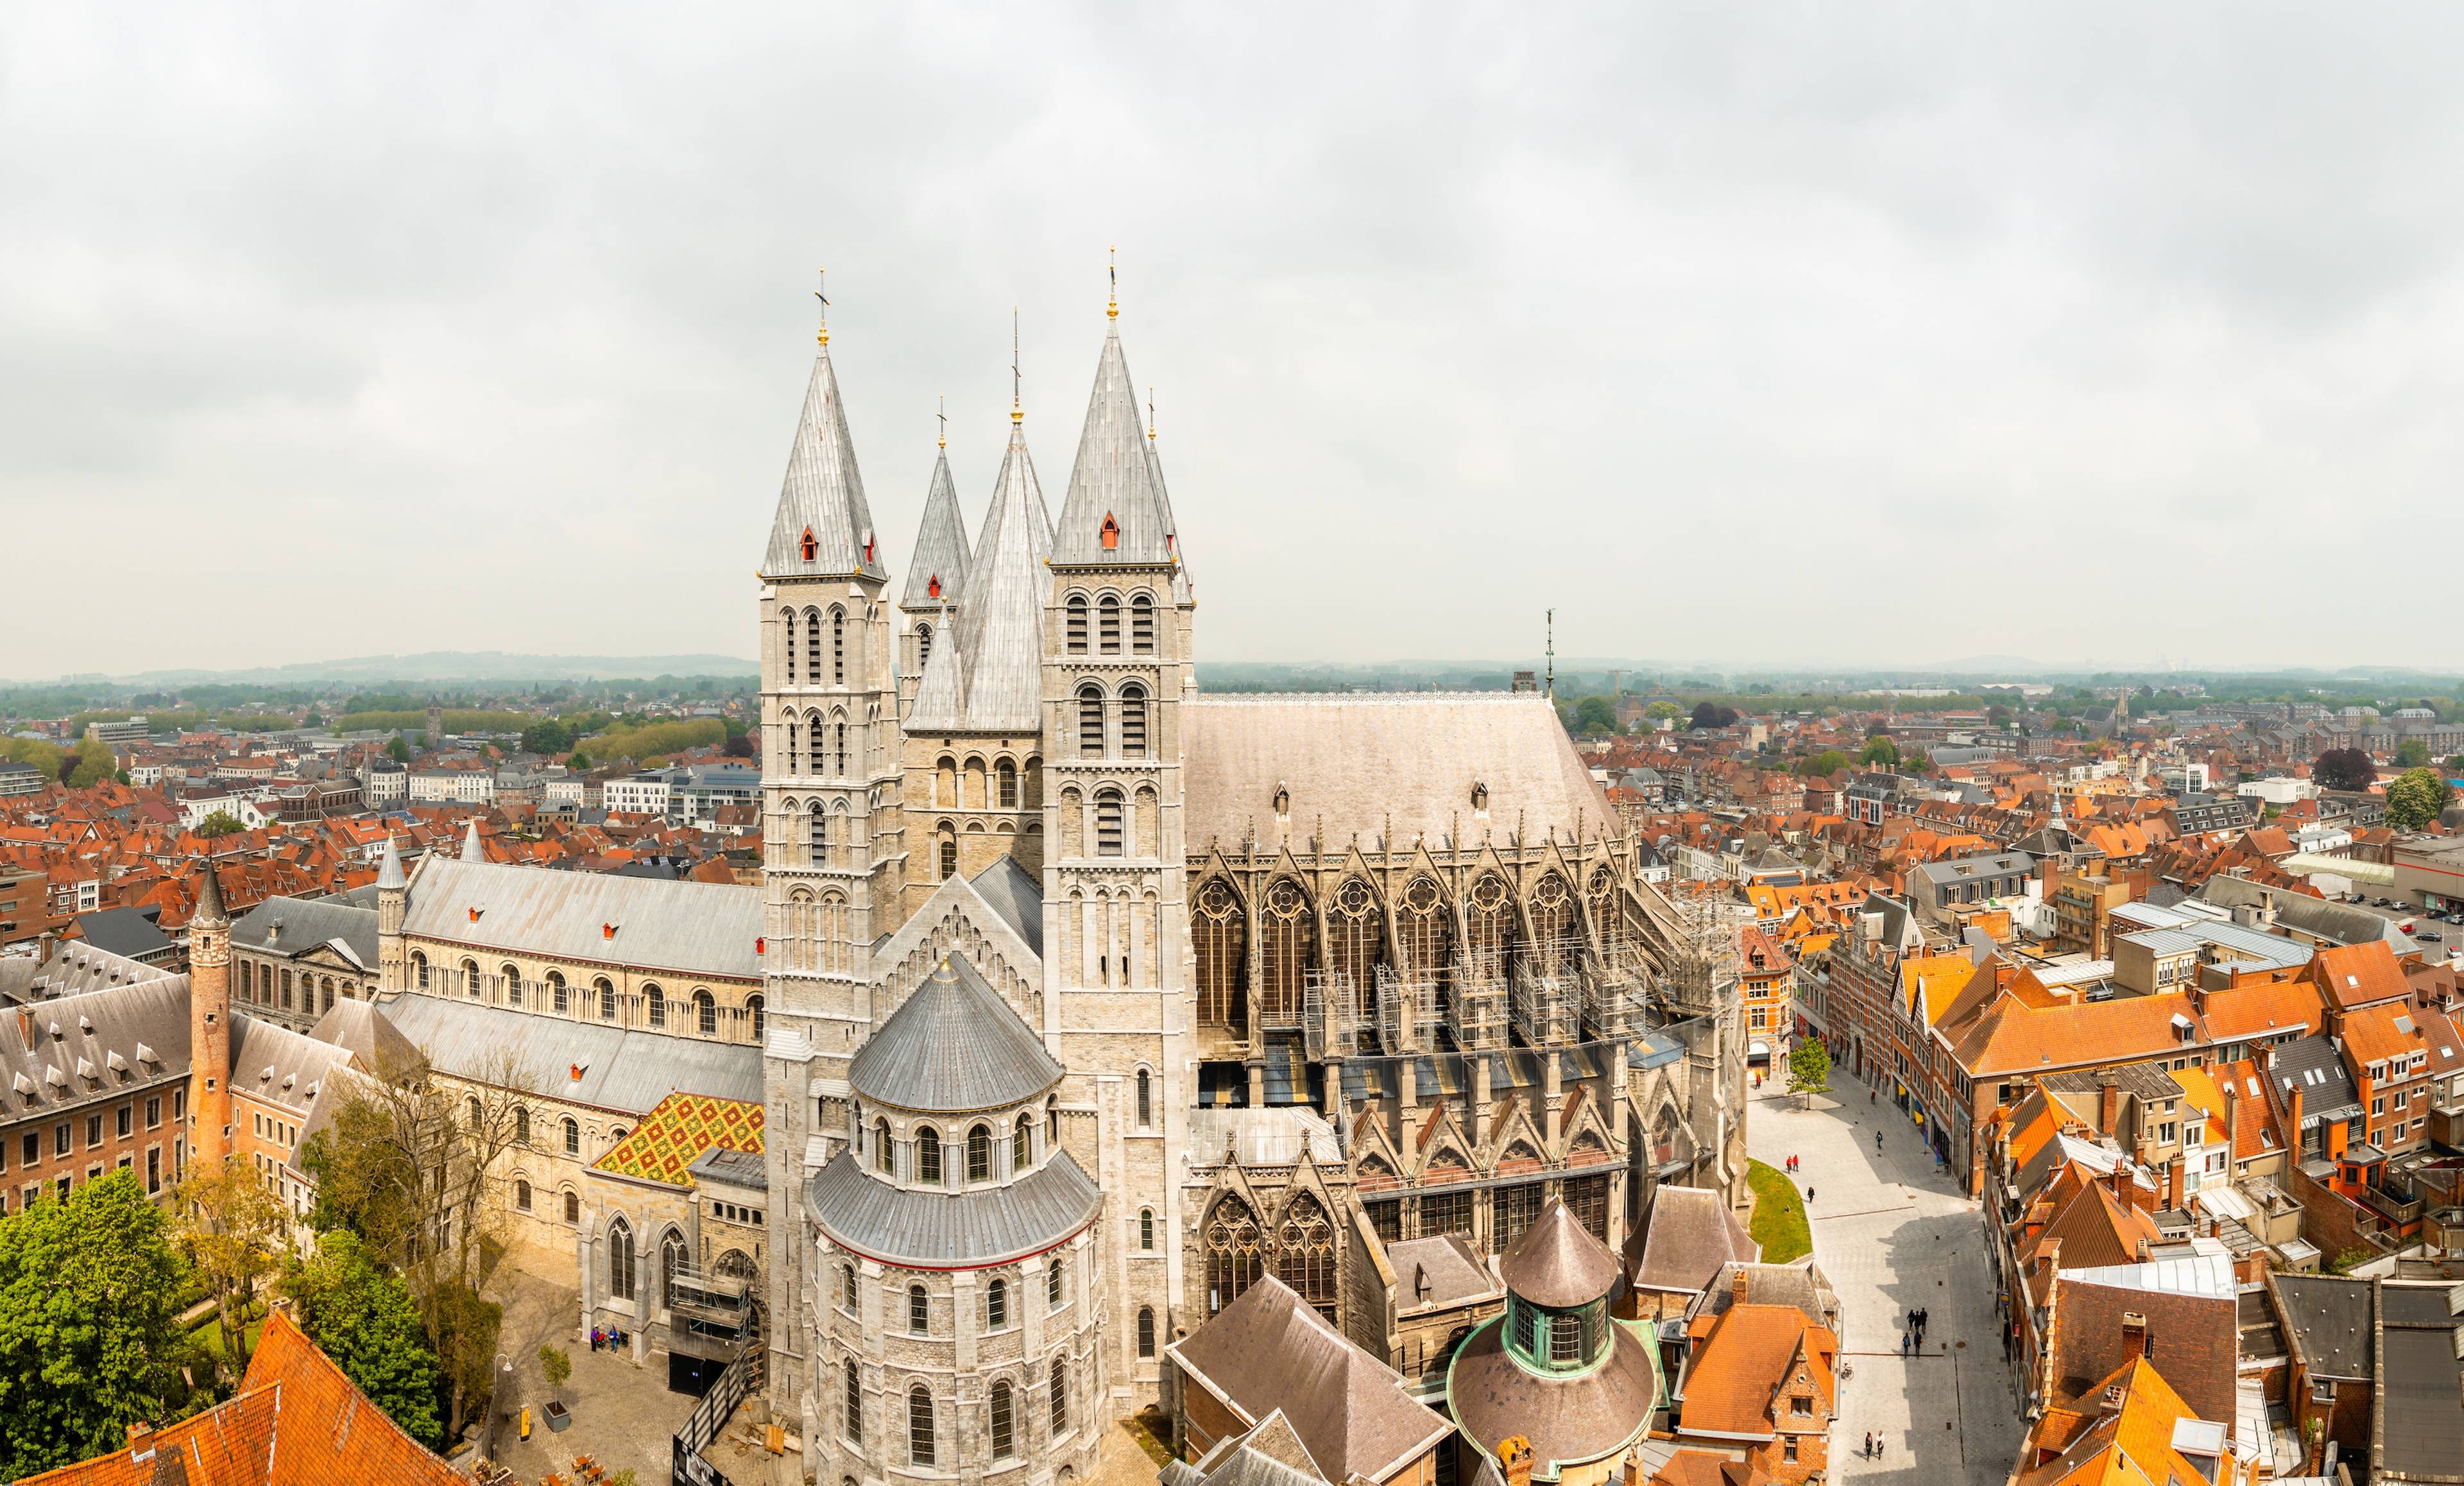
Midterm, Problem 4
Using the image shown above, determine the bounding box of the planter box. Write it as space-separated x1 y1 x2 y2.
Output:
544 1401 572 1434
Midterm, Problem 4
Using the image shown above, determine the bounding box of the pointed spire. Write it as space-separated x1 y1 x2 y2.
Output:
459 819 484 863
1053 309 1174 565
762 284 884 581
898 446 973 610
192 857 228 928
909 412 1054 732
377 835 407 892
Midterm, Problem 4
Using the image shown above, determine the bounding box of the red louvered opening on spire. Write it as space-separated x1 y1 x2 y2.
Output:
1100 513 1120 551
800 527 817 561
927 574 941 599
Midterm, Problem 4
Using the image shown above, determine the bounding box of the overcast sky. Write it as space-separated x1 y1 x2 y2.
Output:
7 6 2463 680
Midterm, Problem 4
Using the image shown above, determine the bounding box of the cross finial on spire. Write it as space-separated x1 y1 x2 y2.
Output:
1147 384 1156 442
1011 307 1023 423
937 394 947 449
814 266 830 346
1108 244 1118 321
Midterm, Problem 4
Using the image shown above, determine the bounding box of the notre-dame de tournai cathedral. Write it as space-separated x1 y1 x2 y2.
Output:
751 287 1748 1483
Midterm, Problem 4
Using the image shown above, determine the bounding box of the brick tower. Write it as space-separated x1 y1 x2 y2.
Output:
187 860 234 1170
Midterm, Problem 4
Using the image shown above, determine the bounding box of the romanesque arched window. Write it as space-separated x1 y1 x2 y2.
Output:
908 1386 934 1465
908 1285 928 1333
463 960 480 1000
515 1106 531 1145
810 801 828 867
695 989 716 1035
1047 1257 1065 1309
967 1124 991 1183
1131 592 1156 654
916 620 933 667
1098 594 1122 653
1258 878 1313 1028
1048 1360 1068 1436
1066 594 1089 654
997 758 1018 808
1140 1208 1155 1250
831 608 846 686
991 1378 1015 1459
1277 1193 1339 1321
564 1190 579 1224
1137 1306 1156 1358
607 1218 635 1301
1204 1196 1263 1314
986 1277 1007 1329
1094 791 1124 857
598 978 617 1021
1195 878 1247 1033
1014 1114 1032 1172
517 1179 532 1211
646 984 667 1028
412 952 429 991
843 1361 862 1446
549 971 568 1013
499 964 520 1008
1076 683 1107 759
563 1118 579 1155
918 1127 942 1185
1136 1068 1152 1128
875 1118 893 1174
1118 682 1149 758
747 995 764 1041
937 826 957 881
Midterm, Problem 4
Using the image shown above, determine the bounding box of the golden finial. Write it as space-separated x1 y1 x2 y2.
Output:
814 266 830 346
1011 307 1023 423
1108 245 1118 320
936 395 947 450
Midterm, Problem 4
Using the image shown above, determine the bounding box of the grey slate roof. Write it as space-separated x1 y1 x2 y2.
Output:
2269 1034 2361 1127
2271 1274 2373 1379
1498 1198 1622 1308
3 941 175 1003
229 1013 359 1123
231 894 381 969
1145 429 1192 602
373 993 762 1114
1165 1276 1453 1485
0 975 191 1116
847 954 1063 1114
376 835 407 891
907 418 1053 732
1181 694 1616 853
689 1147 769 1192
401 857 762 980
75 907 177 962
2377 1282 2464 1481
803 1145 1100 1267
761 341 887 582
1176 1411 1331 1486
968 857 1045 958
1052 322 1175 566
307 997 422 1078
1685 1261 1843 1335
1629 1184 1757 1295
1389 1234 1505 1311
898 448 972 610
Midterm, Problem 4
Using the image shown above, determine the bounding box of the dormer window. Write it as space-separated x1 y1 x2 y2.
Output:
800 527 818 562
927 574 941 600
1471 782 1490 812
1100 513 1120 551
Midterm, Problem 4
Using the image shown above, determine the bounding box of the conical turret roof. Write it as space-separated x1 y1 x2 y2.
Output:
1052 321 1174 565
847 955 1063 1113
459 819 484 863
192 857 228 928
1499 1197 1621 1308
376 835 406 891
907 418 1053 732
1144 425 1192 603
762 341 886 581
898 449 972 609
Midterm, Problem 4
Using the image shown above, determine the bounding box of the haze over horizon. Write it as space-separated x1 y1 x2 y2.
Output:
9 7 2464 677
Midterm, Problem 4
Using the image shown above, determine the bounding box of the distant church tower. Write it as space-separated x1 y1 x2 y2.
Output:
1039 286 1197 1394
895 418 970 717
187 862 234 1172
756 291 905 1409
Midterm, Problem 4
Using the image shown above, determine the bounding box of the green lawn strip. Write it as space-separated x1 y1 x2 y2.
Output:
1746 1158 1811 1263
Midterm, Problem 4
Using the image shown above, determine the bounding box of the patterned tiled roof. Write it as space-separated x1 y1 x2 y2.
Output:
593 1089 766 1188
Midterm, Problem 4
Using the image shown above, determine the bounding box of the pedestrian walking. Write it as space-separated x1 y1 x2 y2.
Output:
1877 1437 1886 1460
1875 1130 1883 1153
1805 1186 1814 1203
1899 1331 1909 1358
1863 1433 1874 1459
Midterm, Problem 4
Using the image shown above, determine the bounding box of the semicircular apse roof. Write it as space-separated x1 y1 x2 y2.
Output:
848 955 1063 1114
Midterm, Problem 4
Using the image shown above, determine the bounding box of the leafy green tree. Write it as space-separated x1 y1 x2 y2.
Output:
2395 738 2431 768
1644 700 1681 722
1901 749 1933 774
721 716 749 741
1689 702 1739 730
285 1233 443 1448
2447 753 2464 775
386 735 412 764
519 718 575 756
196 811 245 838
1572 696 1619 734
1860 736 1899 768
565 751 591 771
1796 750 1849 778
2313 747 2376 793
173 1155 293 1381
300 710 323 728
65 735 115 789
537 1343 571 1405
2386 767 2449 832
0 1172 192 1480
1785 1038 1831 1109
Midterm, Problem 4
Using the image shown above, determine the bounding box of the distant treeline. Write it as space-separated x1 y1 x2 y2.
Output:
577 719 725 762
334 709 540 735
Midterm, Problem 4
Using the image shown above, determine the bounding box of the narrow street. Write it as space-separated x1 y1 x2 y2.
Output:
1745 1070 2024 1486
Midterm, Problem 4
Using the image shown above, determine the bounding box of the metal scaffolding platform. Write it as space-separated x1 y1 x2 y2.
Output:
1373 963 1439 1055
1580 934 1656 1040
1301 969 1364 1063
1510 938 1582 1046
1446 948 1510 1050
1663 894 1747 1016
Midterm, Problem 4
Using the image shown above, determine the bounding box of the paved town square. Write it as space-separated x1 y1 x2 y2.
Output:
1747 1072 2025 1486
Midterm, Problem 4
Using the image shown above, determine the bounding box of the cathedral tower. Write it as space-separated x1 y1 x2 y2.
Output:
187 861 234 1171
895 433 971 716
375 835 407 994
757 296 905 1413
1040 291 1196 1401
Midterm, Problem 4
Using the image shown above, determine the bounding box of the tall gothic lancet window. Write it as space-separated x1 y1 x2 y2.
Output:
1466 873 1516 975
835 721 849 774
997 758 1018 808
1204 1196 1263 1314
1397 876 1451 973
1276 1193 1339 1321
607 1218 635 1301
783 608 800 685
1195 878 1247 1032
1326 878 1382 991
805 610 821 688
1529 872 1575 975
1258 878 1313 1028
810 802 829 867
916 620 932 667
831 608 846 685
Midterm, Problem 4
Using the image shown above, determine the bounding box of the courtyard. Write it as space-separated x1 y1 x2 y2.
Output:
1743 1068 2025 1486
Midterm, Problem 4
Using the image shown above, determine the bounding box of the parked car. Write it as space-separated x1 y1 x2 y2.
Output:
2416 932 2443 944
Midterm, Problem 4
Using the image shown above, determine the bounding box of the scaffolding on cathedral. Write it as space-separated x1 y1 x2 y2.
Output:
1301 969 1364 1063
1372 962 1439 1055
1580 932 1656 1040
1446 947 1509 1050
1659 894 1747 1017
1510 938 1583 1045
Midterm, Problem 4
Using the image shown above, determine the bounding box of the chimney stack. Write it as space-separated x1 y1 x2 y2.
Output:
1733 1267 1750 1308
2121 1311 2148 1363
125 1422 156 1460
2224 1084 2241 1180
1501 1436 1536 1486
2099 1075 2121 1136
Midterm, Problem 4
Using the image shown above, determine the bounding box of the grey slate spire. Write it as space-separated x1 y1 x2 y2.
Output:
459 819 484 863
898 449 972 610
375 835 406 891
1051 318 1174 565
907 413 1054 732
192 856 228 927
1144 416 1192 604
760 325 886 581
